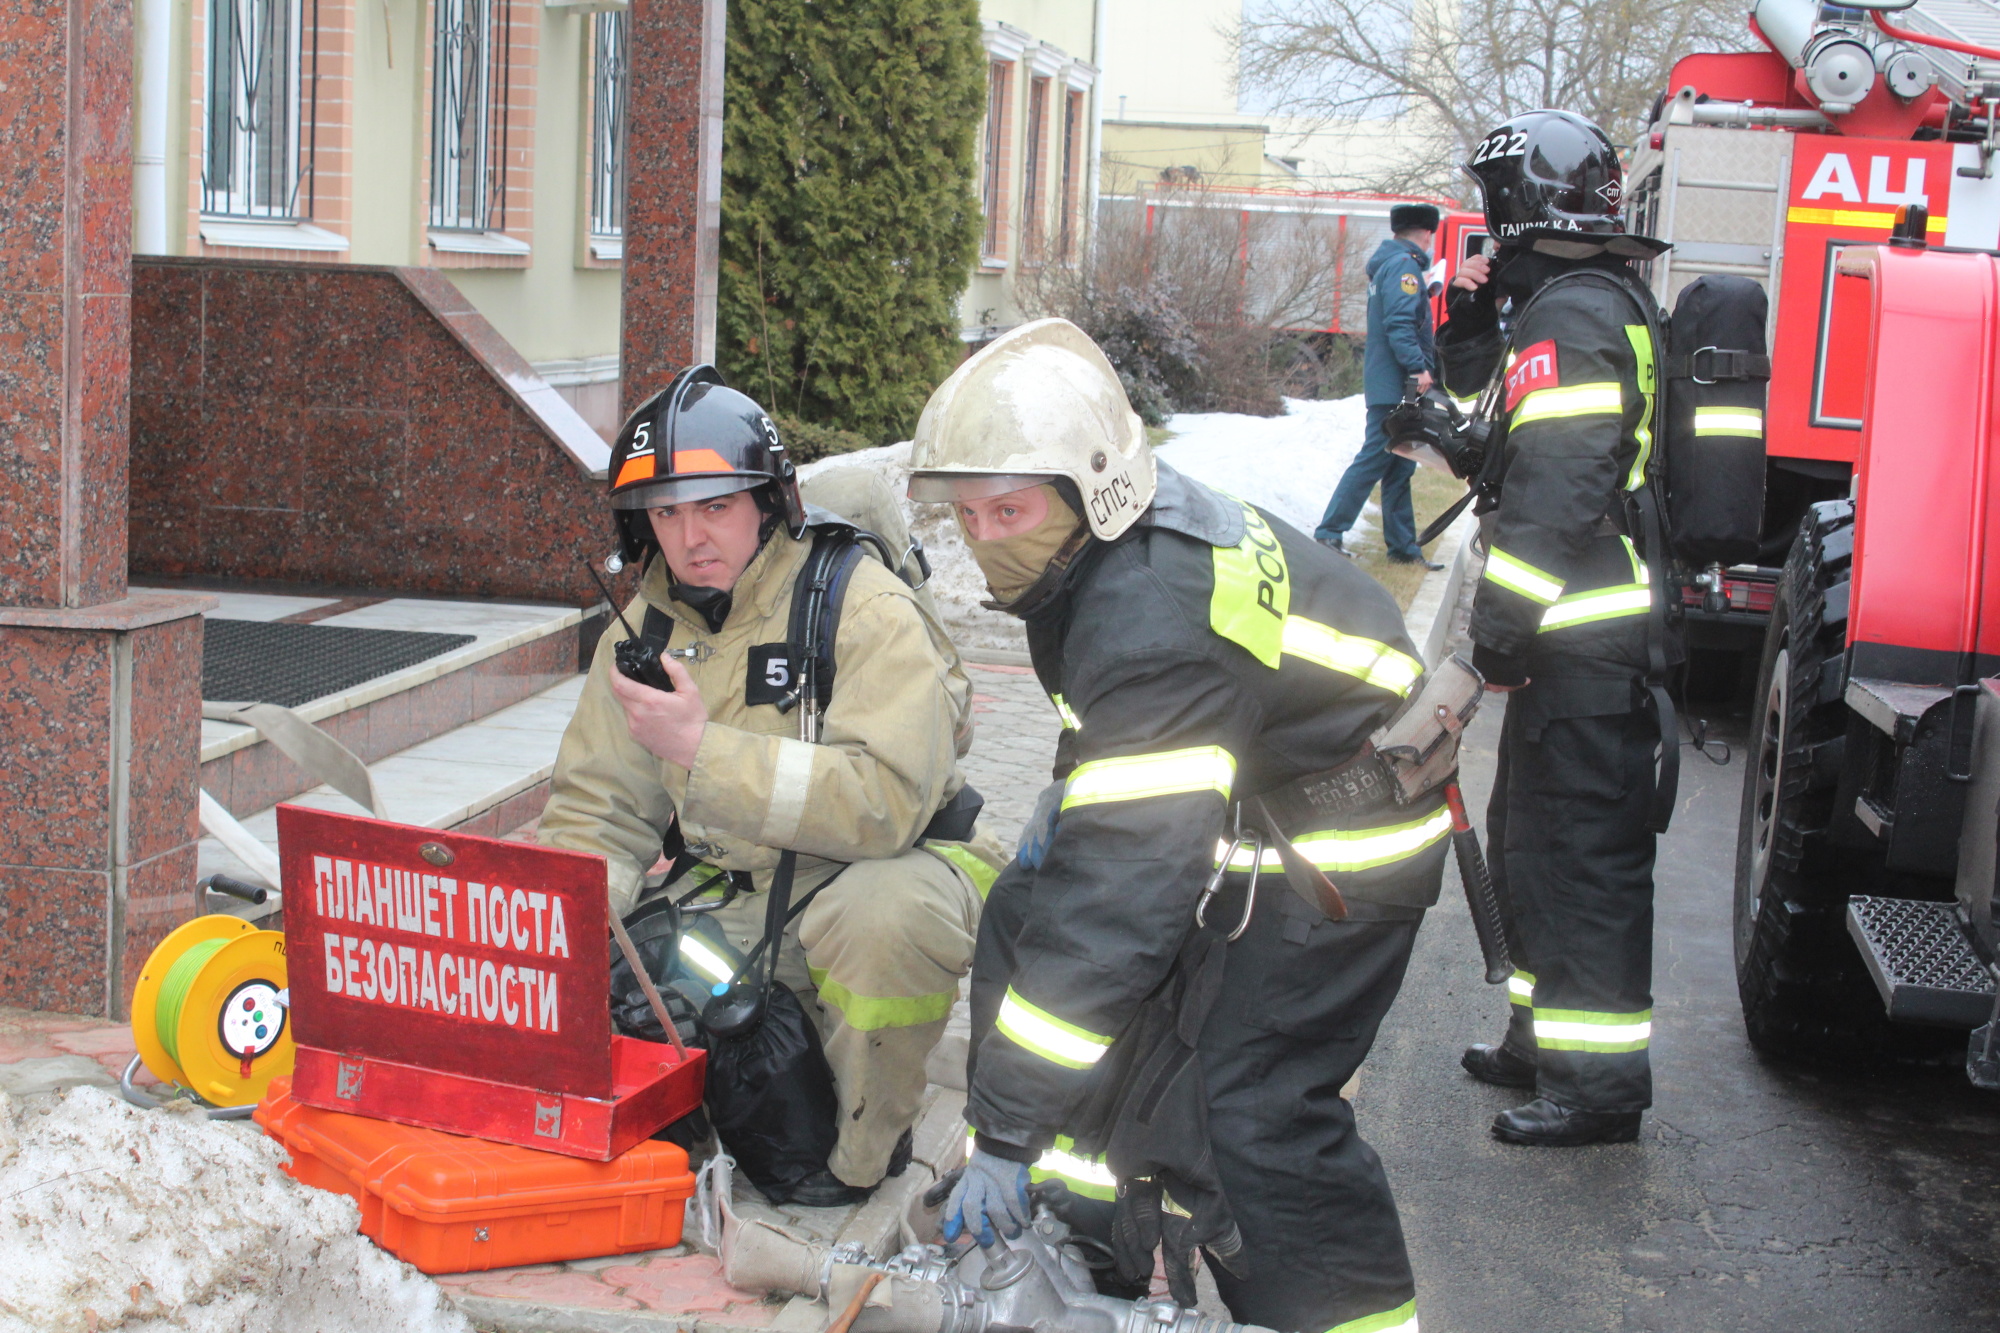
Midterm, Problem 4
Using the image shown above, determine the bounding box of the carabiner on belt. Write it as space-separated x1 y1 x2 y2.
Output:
1196 808 1263 942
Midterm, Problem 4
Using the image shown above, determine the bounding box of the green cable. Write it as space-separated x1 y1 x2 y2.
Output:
155 937 229 1068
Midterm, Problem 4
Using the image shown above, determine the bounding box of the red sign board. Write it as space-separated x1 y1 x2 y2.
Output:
277 806 702 1159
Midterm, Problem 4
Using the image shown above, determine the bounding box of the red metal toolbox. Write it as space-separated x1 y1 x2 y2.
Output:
277 805 705 1159
256 1078 697 1274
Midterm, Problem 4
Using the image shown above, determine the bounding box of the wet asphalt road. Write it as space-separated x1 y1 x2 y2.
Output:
1357 701 2000 1332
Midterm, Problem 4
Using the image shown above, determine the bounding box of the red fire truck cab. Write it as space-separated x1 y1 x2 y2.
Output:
1629 0 2000 1085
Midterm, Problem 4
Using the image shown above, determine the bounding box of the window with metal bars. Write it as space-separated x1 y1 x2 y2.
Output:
1058 90 1083 262
202 0 317 220
1022 76 1049 261
430 0 512 232
589 9 627 240
981 61 1012 260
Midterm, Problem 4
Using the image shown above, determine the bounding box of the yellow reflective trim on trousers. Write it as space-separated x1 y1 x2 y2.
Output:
1624 325 1657 491
1326 1299 1419 1333
804 966 957 1032
1693 406 1764 436
1484 547 1565 605
1539 535 1649 631
959 1130 1121 1202
1210 499 1290 669
926 841 999 900
1511 381 1621 426
1218 806 1452 873
1033 1136 1118 1201
1281 617 1423 697
1061 746 1236 811
1533 1006 1652 1053
1507 969 1535 1006
1050 693 1082 731
996 988 1113 1069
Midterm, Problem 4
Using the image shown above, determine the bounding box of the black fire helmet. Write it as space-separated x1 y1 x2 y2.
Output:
1464 109 1668 258
606 365 807 565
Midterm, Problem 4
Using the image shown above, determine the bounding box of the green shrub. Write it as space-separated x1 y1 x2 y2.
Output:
717 0 985 445
773 412 874 464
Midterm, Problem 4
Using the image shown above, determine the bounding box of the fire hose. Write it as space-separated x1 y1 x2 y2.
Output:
696 1156 1275 1333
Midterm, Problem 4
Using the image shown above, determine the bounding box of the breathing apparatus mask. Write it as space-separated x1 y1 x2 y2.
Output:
1385 376 1491 481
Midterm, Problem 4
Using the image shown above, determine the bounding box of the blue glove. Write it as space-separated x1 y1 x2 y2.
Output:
941 1147 1032 1247
1015 781 1064 870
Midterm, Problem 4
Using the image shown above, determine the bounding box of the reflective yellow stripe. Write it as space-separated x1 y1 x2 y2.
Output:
1539 536 1649 631
926 842 999 900
1507 969 1535 1007
1219 806 1452 873
1210 499 1291 669
1624 326 1656 491
1533 1007 1652 1053
961 1130 1120 1202
1693 406 1764 437
1511 381 1621 425
995 989 1113 1069
1061 746 1235 810
1786 204 1946 231
1034 1136 1117 1201
1326 1300 1419 1333
1050 693 1082 731
1281 616 1423 697
678 934 737 986
806 966 957 1031
1539 585 1649 629
1484 547 1565 605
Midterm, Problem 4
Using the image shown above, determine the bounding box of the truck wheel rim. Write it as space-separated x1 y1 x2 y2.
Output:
1740 643 1789 966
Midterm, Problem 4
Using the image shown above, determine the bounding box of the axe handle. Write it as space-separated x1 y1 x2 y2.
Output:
1444 782 1513 985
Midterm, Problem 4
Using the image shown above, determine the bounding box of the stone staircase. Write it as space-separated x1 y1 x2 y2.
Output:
159 584 599 898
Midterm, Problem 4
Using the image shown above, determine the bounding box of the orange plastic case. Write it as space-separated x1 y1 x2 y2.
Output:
256 1078 696 1273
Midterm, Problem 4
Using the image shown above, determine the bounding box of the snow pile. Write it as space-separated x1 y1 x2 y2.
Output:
1156 396 1369 540
0 1087 471 1333
798 396 1370 654
802 442 1027 654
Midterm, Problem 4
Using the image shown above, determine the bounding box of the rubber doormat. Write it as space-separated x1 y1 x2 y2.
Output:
203 619 477 708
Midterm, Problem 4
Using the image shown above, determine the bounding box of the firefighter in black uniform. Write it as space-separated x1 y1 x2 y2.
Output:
906 319 1448 1333
1439 110 1675 1146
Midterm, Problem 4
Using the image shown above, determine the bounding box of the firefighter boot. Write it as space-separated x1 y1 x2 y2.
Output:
1461 1042 1537 1088
1490 1097 1641 1147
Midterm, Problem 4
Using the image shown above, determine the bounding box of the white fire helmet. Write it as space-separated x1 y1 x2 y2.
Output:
907 318 1156 541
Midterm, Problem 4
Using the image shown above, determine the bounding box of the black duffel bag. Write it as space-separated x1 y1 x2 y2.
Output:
696 851 840 1202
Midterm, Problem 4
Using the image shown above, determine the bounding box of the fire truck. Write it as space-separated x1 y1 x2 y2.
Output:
1628 0 2000 1083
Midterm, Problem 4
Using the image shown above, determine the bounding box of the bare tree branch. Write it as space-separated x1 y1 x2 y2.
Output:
1236 0 1756 194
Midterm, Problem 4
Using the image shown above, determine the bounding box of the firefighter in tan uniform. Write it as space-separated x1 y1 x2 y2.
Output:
540 366 999 1205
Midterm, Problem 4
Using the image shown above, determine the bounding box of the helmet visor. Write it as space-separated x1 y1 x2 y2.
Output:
610 474 766 510
906 472 1058 504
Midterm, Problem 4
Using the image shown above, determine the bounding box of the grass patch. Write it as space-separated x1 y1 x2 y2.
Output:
1344 466 1467 610
1146 425 1176 448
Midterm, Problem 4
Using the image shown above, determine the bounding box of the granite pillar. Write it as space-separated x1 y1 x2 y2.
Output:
618 0 726 415
0 0 210 1015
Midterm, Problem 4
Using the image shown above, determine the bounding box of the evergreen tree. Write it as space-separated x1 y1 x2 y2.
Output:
718 0 985 443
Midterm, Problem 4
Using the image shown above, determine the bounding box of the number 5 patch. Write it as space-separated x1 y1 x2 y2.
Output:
746 644 795 706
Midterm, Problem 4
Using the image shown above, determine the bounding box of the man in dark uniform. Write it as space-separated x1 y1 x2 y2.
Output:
908 318 1449 1333
1317 201 1444 570
1437 109 1676 1147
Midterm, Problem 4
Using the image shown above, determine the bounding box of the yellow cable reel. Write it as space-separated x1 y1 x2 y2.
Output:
130 913 294 1106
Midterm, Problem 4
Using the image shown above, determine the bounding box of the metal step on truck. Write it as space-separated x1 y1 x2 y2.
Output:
1630 0 2000 1085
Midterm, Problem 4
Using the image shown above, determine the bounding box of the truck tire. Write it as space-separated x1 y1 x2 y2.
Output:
1732 502 1952 1063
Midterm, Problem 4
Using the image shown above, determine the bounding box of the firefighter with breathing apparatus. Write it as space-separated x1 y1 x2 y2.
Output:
911 319 1476 1333
1420 109 1681 1146
539 367 1001 1205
